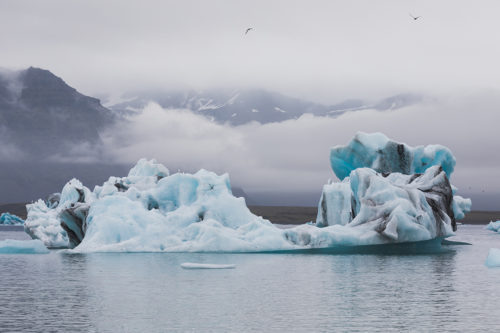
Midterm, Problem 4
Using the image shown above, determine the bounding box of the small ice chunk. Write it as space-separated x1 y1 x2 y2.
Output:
180 262 236 269
0 212 24 225
0 239 49 254
485 248 500 267
486 221 500 232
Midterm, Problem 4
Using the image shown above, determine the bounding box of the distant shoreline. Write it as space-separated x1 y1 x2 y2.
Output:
248 206 500 225
0 202 498 225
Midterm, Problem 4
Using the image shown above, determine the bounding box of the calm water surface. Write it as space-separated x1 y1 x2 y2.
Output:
1 225 499 332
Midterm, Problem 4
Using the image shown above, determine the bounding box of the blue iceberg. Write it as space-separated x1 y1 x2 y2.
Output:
330 132 456 180
320 132 471 232
486 221 500 232
23 133 470 253
0 212 25 225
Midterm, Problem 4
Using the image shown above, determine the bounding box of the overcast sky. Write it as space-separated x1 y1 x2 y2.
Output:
2 0 500 103
95 93 499 196
1 1 499 208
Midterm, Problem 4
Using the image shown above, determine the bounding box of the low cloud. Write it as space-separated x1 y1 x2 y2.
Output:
98 91 500 196
0 126 25 161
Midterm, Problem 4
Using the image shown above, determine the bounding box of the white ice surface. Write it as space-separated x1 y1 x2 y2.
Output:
181 263 236 269
485 248 500 267
486 221 500 232
316 166 455 241
0 239 49 254
328 132 469 221
26 158 461 253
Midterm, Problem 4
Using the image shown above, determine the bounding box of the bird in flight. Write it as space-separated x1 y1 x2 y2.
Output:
409 13 421 20
245 27 253 35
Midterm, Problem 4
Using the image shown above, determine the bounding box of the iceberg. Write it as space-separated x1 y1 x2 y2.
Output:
485 248 500 267
25 156 463 253
330 132 456 180
24 178 93 248
316 166 455 241
0 239 49 254
24 132 471 252
0 212 25 225
25 159 290 252
181 263 236 269
486 221 500 233
321 132 470 231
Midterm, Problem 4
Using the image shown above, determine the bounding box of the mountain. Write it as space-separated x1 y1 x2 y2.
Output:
0 67 115 159
0 66 424 204
109 89 423 125
0 67 125 204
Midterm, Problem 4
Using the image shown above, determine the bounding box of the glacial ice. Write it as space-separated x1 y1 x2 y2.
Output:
24 159 289 251
316 166 455 241
24 153 466 252
181 263 236 269
0 212 24 225
452 194 472 220
486 221 500 233
0 239 49 254
320 132 470 232
330 132 456 180
485 248 500 267
24 178 93 248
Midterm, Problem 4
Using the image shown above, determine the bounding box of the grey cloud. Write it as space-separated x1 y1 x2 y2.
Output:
1 1 500 102
98 92 500 196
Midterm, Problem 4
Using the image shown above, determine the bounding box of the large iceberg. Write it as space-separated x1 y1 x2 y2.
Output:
316 166 455 241
24 152 468 252
0 212 25 225
319 133 470 232
25 159 289 252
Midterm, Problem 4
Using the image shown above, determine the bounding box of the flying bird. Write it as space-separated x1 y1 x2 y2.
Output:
409 13 421 20
245 27 253 35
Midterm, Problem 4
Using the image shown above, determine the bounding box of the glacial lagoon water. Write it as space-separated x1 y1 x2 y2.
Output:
1 225 500 332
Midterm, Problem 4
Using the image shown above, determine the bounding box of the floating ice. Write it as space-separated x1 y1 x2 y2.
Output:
486 221 500 233
0 239 49 254
24 157 460 253
26 130 472 254
315 166 456 242
485 248 500 267
0 212 24 225
330 132 456 180
323 132 470 229
181 263 236 269
23 178 93 248
452 194 472 220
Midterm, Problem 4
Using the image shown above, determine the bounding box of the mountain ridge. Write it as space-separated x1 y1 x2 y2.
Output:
109 89 423 125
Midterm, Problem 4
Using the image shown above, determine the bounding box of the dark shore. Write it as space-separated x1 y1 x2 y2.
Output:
248 206 500 225
0 202 498 225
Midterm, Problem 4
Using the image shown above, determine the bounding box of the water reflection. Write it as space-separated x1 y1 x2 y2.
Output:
0 252 96 333
2 226 500 332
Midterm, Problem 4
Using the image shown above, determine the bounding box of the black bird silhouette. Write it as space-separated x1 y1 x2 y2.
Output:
245 27 253 35
409 13 421 20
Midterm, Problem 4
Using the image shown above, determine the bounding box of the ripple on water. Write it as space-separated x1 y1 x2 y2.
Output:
0 225 499 332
